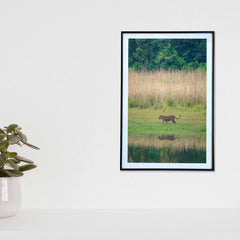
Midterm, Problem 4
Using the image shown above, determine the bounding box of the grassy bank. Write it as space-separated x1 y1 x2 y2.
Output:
128 70 206 109
128 108 206 136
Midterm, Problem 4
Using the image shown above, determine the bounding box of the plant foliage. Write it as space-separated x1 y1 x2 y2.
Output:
0 124 39 177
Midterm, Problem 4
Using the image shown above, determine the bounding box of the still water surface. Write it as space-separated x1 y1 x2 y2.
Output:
128 134 206 163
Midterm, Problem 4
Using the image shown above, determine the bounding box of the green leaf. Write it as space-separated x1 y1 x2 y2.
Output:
0 140 8 148
8 152 17 158
3 169 23 177
14 155 34 163
10 158 20 164
7 159 19 170
21 140 40 150
8 135 21 144
7 124 19 133
0 133 6 140
19 164 37 172
0 155 4 167
0 128 5 134
16 129 27 142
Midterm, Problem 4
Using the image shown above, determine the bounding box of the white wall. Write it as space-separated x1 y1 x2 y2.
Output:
0 0 240 209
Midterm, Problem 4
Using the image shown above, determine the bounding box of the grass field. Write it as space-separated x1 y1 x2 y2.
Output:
128 108 206 136
128 70 206 109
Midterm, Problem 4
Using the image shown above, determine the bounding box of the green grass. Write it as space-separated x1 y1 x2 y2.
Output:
128 107 206 136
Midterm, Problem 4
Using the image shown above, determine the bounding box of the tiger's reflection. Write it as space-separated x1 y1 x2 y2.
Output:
158 134 176 141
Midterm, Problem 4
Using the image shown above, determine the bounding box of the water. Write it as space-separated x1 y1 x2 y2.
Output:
128 134 206 163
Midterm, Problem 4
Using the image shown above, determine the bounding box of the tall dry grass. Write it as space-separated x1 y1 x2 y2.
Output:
128 70 206 109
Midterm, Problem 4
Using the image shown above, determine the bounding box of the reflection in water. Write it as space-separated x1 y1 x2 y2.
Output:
128 134 206 164
158 134 176 141
129 134 206 150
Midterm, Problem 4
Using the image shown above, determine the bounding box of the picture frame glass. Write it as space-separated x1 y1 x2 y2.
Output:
121 32 214 170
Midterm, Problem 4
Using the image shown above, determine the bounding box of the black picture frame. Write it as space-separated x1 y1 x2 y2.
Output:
120 31 214 171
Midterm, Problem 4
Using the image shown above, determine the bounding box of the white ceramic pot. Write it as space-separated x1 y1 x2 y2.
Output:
0 177 21 218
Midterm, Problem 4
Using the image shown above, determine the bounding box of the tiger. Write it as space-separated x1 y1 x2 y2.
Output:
158 115 181 124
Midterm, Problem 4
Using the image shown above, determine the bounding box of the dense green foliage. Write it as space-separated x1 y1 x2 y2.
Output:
0 124 39 177
129 39 206 71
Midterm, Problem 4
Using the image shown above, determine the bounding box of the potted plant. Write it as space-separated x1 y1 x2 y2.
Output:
0 124 39 218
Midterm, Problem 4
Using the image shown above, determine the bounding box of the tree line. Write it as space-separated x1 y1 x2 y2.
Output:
128 39 206 71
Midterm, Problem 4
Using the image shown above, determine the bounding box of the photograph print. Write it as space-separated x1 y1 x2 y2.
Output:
120 31 214 170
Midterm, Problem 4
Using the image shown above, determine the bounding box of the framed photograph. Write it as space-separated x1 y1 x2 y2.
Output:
120 31 214 170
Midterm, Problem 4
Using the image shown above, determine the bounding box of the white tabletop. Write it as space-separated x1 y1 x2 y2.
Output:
0 209 240 240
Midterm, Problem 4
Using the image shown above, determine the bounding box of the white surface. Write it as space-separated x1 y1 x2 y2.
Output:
0 0 240 209
0 209 240 240
0 178 21 218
